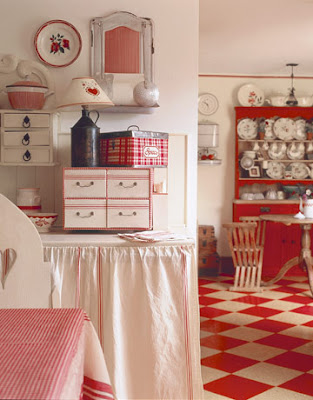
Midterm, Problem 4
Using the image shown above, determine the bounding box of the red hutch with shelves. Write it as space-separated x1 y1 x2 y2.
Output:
233 106 313 277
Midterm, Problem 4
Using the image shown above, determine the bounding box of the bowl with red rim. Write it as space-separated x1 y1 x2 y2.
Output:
5 79 53 110
26 213 58 232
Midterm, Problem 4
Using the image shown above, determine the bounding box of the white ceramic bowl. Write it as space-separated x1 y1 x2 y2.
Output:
297 96 313 107
26 213 58 232
266 96 286 107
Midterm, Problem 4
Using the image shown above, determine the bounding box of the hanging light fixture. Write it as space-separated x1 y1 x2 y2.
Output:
285 63 298 106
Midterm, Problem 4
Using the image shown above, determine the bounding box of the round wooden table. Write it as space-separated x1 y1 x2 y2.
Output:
260 214 313 296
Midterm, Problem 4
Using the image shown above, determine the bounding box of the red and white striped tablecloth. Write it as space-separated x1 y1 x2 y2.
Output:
0 308 114 400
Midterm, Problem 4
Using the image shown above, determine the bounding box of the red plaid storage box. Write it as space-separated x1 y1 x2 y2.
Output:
100 129 168 167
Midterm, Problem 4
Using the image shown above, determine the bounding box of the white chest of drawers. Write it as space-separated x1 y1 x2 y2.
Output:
0 110 56 165
63 167 153 230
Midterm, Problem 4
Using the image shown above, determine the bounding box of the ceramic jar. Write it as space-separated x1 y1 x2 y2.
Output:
17 188 41 214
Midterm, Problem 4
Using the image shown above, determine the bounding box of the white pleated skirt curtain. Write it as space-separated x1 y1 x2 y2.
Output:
44 245 203 400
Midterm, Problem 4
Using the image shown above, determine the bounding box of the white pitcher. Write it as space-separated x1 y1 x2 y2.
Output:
17 188 41 214
299 197 313 219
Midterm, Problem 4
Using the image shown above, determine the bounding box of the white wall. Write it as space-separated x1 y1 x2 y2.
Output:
0 0 199 235
198 75 313 255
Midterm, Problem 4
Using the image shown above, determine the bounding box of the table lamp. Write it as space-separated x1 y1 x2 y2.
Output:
57 77 114 167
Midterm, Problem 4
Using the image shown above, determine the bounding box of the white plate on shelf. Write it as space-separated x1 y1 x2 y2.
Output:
273 118 296 141
237 118 258 139
237 84 265 107
266 161 285 179
287 143 305 160
290 162 310 179
294 119 307 140
268 142 287 160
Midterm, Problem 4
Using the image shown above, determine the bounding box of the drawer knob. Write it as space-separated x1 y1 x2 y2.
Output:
119 182 137 188
22 133 30 146
23 150 31 162
23 116 31 128
260 207 271 213
76 211 94 218
118 211 137 216
76 181 94 187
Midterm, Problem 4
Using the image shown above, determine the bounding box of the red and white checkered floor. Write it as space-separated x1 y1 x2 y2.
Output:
199 274 313 400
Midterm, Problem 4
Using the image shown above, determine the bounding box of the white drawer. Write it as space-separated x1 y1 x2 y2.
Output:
64 169 106 198
3 131 50 146
107 169 150 198
107 199 151 229
64 199 106 229
3 148 50 163
3 113 50 128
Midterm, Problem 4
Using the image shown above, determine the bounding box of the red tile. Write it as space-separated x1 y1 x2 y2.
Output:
198 286 218 295
199 296 223 306
292 305 313 315
246 319 295 333
303 320 313 327
200 334 247 350
239 306 282 318
200 319 238 333
201 352 257 373
282 294 313 304
280 373 313 396
256 333 310 350
198 278 216 286
234 295 271 305
204 375 272 400
272 286 307 294
266 351 313 372
200 306 230 319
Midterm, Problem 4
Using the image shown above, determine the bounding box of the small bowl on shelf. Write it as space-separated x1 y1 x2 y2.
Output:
26 213 58 232
282 185 304 199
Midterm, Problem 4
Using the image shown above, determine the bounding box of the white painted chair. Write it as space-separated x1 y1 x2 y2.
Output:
223 221 264 292
0 194 51 307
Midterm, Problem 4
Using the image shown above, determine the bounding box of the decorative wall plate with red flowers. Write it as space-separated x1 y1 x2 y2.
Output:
34 20 82 67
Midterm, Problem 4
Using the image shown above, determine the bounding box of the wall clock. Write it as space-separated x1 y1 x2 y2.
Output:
198 93 219 116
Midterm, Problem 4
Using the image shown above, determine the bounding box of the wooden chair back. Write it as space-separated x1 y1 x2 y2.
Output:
239 215 266 248
0 194 51 308
223 222 264 292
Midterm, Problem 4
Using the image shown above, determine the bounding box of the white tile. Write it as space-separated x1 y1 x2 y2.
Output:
203 282 231 290
200 330 214 339
249 387 313 400
281 325 313 340
209 300 253 312
201 365 228 384
204 291 246 300
234 362 302 386
288 282 310 290
203 390 231 400
259 299 301 311
268 311 313 325
220 326 272 341
293 342 313 355
284 276 308 282
226 342 286 361
213 312 262 326
201 346 220 358
250 290 291 300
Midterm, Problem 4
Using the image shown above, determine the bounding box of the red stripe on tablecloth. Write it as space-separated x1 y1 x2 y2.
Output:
76 247 81 308
98 247 103 348
0 308 85 399
181 247 193 400
83 376 114 394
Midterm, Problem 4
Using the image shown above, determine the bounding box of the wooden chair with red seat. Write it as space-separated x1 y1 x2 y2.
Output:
223 221 264 292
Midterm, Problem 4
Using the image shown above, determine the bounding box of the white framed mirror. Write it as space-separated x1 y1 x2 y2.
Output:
90 11 155 106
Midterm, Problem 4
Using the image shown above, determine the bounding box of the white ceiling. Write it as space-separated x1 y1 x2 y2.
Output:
199 0 313 76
